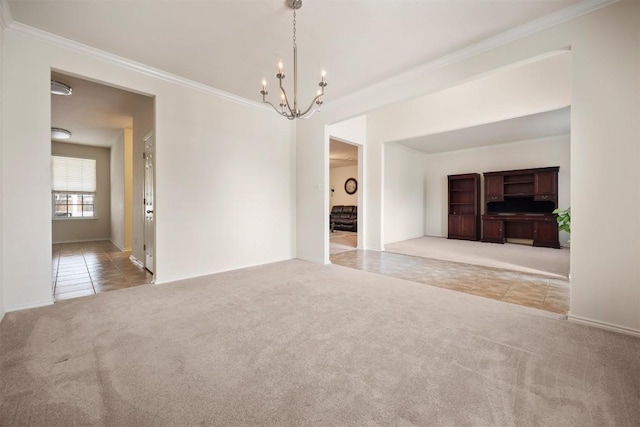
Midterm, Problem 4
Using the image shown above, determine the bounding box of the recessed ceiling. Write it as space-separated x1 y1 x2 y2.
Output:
51 71 151 147
9 0 582 103
394 107 571 154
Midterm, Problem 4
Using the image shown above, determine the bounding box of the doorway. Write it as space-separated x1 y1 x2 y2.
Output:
329 139 360 255
50 71 155 300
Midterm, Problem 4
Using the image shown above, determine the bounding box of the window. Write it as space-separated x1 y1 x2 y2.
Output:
51 155 97 218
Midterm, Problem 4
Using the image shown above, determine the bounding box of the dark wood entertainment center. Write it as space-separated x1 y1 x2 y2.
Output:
481 167 560 248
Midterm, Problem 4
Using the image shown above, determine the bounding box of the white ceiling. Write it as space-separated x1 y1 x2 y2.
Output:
9 0 582 104
395 107 571 154
12 1 582 151
51 71 150 147
330 139 358 168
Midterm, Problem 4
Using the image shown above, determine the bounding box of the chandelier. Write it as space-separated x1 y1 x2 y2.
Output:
260 0 327 120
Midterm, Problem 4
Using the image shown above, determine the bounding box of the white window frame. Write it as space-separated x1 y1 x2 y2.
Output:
51 155 98 220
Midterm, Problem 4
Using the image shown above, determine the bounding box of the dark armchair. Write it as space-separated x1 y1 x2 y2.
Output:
330 205 358 232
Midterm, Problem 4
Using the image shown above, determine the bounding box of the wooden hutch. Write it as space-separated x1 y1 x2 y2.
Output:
481 167 560 248
447 173 481 241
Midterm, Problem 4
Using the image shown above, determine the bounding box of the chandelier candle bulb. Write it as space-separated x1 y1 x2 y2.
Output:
321 70 326 83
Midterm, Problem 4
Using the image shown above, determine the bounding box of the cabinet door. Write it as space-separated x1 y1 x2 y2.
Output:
485 175 504 201
482 219 504 243
449 215 478 240
448 215 461 238
534 172 556 196
533 220 560 248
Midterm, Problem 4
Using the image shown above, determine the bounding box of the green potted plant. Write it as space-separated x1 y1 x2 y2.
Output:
553 207 570 242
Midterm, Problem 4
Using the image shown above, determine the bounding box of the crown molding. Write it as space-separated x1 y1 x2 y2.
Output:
5 21 270 112
0 0 13 30
328 0 619 109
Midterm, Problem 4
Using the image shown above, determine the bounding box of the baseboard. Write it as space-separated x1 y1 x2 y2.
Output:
568 314 640 338
5 299 54 313
52 237 110 244
129 255 144 268
296 256 330 265
110 239 125 251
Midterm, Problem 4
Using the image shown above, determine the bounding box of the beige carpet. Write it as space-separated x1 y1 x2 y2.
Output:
1 260 638 426
386 236 570 278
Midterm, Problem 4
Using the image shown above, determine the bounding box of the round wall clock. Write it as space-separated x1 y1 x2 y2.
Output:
345 177 358 195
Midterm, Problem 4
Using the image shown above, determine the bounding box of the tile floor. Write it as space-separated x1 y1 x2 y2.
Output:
52 241 153 301
331 249 570 315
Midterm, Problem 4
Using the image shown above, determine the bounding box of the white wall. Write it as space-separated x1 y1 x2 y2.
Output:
110 130 124 249
423 135 571 246
52 142 111 243
330 165 358 208
368 51 571 145
124 128 133 250
110 129 134 251
384 143 426 244
1 26 295 310
317 1 639 333
0 17 5 320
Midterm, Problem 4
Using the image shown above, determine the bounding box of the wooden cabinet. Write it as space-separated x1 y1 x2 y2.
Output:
481 167 560 248
447 173 480 241
533 220 560 248
482 219 504 243
534 171 557 201
485 175 504 201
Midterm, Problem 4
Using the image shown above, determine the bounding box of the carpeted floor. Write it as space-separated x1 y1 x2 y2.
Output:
1 260 638 425
386 236 570 278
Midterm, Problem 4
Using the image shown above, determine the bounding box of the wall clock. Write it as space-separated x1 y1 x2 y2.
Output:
345 177 358 195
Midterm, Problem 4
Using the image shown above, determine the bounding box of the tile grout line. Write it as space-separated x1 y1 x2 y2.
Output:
53 244 61 295
81 246 97 295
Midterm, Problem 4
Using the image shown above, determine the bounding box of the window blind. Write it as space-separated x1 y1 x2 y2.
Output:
52 156 96 192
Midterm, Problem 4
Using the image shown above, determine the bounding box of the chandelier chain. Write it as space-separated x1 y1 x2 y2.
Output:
293 9 297 47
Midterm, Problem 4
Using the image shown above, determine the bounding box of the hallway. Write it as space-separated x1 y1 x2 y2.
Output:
52 241 153 301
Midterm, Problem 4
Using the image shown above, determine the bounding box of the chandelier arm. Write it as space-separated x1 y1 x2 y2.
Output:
297 93 325 117
278 84 295 116
263 100 289 116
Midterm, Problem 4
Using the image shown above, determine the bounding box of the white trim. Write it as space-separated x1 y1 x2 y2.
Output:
52 237 110 244
0 0 12 30
329 0 618 108
3 1 616 112
568 314 640 338
129 255 144 268
6 299 54 313
5 22 271 112
296 256 329 265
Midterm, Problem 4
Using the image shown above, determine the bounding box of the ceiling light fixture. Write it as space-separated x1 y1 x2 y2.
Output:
51 80 73 96
51 128 72 140
260 0 327 120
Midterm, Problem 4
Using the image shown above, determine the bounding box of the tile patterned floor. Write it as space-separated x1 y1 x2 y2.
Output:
331 250 570 315
52 241 153 301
